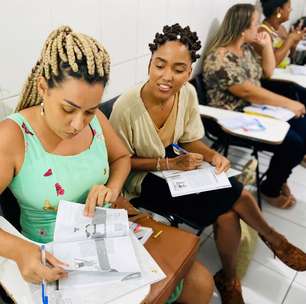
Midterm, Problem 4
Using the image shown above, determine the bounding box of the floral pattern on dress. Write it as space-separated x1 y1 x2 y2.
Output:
43 168 53 177
21 122 34 135
203 44 263 111
43 200 58 212
55 183 65 196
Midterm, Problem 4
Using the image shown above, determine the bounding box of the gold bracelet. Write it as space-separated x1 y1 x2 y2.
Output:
156 157 161 171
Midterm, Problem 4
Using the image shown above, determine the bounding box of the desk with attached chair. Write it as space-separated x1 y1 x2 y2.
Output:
272 66 306 88
190 73 290 206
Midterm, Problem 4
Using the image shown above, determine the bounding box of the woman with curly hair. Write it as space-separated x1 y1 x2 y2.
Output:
111 23 306 304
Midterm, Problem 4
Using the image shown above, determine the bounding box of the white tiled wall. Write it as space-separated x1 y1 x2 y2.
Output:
0 0 305 108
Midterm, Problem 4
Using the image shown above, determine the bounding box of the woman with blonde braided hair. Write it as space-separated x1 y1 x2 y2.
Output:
0 26 131 283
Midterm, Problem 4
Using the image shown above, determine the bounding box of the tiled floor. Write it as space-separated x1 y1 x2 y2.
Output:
195 146 306 304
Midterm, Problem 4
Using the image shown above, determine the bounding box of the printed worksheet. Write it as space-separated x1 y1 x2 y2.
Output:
53 201 140 279
152 162 232 197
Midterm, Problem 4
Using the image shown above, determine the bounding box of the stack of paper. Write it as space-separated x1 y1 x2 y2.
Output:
28 233 165 304
243 104 294 121
0 200 166 304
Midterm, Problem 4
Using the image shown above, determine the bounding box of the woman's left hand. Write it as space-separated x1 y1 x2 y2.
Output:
211 153 230 174
84 185 117 217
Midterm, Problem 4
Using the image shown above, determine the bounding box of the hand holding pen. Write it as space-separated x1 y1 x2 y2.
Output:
14 239 67 284
171 143 203 171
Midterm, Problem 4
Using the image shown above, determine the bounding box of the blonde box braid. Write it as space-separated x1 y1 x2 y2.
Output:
16 26 110 112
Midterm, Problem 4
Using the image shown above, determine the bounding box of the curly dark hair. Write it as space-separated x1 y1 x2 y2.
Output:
149 23 201 63
260 0 289 18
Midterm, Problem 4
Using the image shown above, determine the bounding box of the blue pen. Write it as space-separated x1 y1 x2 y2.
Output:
171 143 189 155
254 118 266 130
40 245 48 304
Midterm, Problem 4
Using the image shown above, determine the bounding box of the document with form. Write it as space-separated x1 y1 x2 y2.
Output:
0 201 165 303
152 162 239 197
53 200 140 278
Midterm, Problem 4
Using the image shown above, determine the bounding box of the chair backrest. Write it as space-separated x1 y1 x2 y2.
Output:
189 73 208 106
0 188 21 231
99 96 118 118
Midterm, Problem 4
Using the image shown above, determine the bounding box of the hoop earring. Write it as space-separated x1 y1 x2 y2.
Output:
40 102 45 116
277 12 281 19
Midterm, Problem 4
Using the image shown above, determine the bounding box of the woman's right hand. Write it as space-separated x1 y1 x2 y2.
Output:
286 100 306 118
288 29 305 45
15 240 67 284
170 153 203 171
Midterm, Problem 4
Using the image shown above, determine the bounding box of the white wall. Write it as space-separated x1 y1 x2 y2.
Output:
0 0 304 111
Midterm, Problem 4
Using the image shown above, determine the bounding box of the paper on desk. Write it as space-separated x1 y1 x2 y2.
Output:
32 234 165 304
53 201 140 281
243 104 294 121
289 64 306 76
54 236 140 274
129 222 153 245
0 216 161 304
218 116 266 131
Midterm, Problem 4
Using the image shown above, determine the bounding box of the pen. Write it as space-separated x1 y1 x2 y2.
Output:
40 245 48 304
171 143 189 155
254 118 266 130
254 105 276 111
153 230 163 239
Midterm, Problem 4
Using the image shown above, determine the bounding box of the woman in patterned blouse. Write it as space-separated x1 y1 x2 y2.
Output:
203 3 306 209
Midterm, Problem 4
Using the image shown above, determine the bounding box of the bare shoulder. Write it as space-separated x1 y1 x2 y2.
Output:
258 26 268 33
94 109 114 136
0 119 24 155
95 109 109 125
